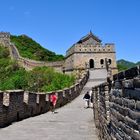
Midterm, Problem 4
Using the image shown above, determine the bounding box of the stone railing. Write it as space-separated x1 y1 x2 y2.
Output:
92 65 140 140
0 71 89 128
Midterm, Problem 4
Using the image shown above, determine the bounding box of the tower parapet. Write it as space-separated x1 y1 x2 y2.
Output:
0 32 11 47
66 42 115 58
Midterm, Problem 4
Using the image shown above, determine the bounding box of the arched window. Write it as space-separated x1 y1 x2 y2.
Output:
108 59 112 65
89 59 94 68
100 59 104 65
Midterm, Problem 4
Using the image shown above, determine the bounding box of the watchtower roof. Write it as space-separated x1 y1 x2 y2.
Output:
76 31 102 44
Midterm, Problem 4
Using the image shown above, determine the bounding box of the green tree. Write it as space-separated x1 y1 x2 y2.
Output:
117 64 128 72
0 45 75 92
10 35 64 61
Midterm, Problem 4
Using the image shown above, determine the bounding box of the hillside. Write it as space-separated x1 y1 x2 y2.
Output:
0 44 26 90
117 59 139 71
136 61 140 65
10 35 64 61
0 45 75 92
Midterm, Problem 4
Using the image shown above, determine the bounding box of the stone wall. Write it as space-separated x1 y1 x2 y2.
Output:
9 41 64 72
0 32 64 72
0 71 89 128
65 42 118 75
0 32 10 47
92 65 140 140
18 56 64 72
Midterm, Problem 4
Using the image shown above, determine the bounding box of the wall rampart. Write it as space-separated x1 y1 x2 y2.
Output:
92 65 140 140
0 71 89 128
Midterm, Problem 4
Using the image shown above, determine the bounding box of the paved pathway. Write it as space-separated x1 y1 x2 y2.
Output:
0 69 107 140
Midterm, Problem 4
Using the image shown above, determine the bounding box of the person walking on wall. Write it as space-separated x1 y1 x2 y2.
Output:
83 91 90 108
89 89 93 108
50 92 57 113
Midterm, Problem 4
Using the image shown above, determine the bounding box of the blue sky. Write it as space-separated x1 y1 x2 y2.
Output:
0 0 140 62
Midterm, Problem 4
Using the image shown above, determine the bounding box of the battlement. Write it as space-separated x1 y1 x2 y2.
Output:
66 43 115 57
0 32 10 39
0 32 11 47
0 72 89 127
92 65 140 140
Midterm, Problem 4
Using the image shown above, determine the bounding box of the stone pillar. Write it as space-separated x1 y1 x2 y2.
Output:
93 86 100 128
36 93 46 114
0 91 3 113
4 90 24 123
104 84 110 123
0 91 4 127
92 87 96 111
28 92 37 116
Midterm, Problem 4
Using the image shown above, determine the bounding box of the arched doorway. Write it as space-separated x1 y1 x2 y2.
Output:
89 59 94 68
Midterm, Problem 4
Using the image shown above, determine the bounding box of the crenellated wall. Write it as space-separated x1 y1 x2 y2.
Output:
0 71 89 128
65 41 118 75
0 32 10 47
92 65 140 140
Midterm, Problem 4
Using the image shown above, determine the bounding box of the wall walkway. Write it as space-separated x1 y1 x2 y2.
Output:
0 69 107 140
0 90 97 140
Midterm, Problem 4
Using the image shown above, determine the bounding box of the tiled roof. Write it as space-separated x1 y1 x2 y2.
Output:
77 31 101 44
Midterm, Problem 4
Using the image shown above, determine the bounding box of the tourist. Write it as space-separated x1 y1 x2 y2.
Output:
89 89 93 108
83 91 90 108
50 92 57 113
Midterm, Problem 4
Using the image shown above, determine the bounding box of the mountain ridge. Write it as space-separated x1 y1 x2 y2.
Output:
117 59 139 71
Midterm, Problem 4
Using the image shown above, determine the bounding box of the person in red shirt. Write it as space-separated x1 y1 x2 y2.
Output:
50 92 57 113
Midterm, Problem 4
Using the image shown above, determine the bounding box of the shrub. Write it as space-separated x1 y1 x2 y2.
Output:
0 45 75 92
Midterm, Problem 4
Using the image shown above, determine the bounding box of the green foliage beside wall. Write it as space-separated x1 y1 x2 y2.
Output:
27 67 75 92
10 35 64 61
117 64 128 72
0 45 75 92
117 59 136 72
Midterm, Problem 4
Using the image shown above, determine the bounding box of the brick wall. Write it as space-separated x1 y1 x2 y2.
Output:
0 71 89 128
92 65 140 140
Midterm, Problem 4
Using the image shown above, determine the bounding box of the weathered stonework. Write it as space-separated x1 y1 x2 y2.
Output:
65 31 118 75
92 66 140 140
0 71 89 128
0 32 10 47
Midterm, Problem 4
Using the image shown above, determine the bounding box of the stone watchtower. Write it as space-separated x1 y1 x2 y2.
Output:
0 32 10 47
65 31 118 75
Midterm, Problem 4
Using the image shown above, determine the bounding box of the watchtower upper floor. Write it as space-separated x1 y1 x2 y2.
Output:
66 32 115 58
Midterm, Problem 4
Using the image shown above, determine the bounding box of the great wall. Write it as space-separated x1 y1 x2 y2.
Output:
0 71 89 128
93 66 140 140
0 31 140 140
0 32 64 71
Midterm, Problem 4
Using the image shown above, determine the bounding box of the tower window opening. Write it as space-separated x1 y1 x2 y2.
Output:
108 59 112 65
100 59 104 65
